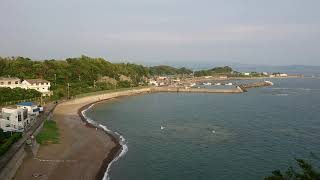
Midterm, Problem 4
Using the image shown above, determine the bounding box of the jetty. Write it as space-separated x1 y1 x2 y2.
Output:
151 87 243 93
237 81 273 92
151 81 273 94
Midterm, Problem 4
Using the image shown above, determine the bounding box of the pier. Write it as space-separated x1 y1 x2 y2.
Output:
151 87 243 94
237 81 273 92
151 81 273 94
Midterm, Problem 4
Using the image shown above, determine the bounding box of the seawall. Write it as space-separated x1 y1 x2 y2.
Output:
151 87 243 93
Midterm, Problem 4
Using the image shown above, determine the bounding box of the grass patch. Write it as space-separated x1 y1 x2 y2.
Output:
36 120 60 145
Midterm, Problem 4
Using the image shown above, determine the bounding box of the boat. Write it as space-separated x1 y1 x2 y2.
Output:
203 82 212 86
215 83 221 86
190 83 196 87
226 83 233 86
161 126 165 130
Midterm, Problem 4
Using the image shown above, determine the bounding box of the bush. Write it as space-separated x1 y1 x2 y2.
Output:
0 132 22 156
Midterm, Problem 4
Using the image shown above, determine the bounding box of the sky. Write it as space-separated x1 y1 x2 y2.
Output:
0 0 320 66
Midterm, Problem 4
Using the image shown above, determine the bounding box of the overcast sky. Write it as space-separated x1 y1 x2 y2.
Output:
0 0 320 65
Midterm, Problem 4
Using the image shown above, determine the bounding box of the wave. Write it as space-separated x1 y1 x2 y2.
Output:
275 94 289 96
81 103 128 180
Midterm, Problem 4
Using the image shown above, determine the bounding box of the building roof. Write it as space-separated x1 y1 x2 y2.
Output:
17 102 36 106
24 79 50 84
0 77 20 81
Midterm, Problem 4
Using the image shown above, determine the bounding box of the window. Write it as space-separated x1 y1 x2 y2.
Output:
18 113 22 121
8 81 11 85
0 82 3 85
15 81 19 84
6 117 9 120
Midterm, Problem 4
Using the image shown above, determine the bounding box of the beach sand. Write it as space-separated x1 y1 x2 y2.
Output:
14 100 117 180
13 88 150 180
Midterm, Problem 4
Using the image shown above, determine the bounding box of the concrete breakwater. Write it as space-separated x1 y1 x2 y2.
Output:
239 81 273 90
151 87 243 93
188 75 303 83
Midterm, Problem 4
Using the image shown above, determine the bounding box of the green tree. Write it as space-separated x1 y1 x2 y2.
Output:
265 159 320 180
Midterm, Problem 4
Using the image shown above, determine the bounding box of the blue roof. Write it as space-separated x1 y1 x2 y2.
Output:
17 102 36 106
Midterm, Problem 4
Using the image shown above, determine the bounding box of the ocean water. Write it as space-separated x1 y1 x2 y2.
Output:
85 78 320 180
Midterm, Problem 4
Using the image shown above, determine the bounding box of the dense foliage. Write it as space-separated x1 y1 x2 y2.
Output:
149 66 192 75
0 129 22 156
265 159 320 180
0 87 41 104
0 56 193 99
194 66 233 77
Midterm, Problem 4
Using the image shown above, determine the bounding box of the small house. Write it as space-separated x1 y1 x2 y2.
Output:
16 102 40 120
0 107 29 132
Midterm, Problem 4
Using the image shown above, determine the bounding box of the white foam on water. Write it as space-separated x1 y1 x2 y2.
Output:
81 103 128 180
276 94 289 96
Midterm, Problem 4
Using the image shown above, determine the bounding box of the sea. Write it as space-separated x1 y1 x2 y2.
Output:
85 78 320 180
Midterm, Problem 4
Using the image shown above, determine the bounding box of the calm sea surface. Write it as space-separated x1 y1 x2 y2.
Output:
86 78 320 180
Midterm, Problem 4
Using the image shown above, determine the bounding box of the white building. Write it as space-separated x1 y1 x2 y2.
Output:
21 79 52 96
16 102 40 121
243 72 251 76
279 73 288 77
0 107 29 132
157 76 167 80
0 77 22 89
149 80 159 86
0 77 52 96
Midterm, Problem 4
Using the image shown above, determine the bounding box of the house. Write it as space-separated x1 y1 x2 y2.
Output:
219 76 228 79
97 76 117 85
279 73 288 77
16 102 40 121
0 77 22 89
148 80 158 86
119 75 131 82
243 72 251 76
0 77 52 96
172 78 181 82
21 79 52 96
0 107 29 132
157 76 167 80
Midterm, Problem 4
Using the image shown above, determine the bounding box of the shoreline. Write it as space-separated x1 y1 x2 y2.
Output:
13 83 271 179
71 90 153 180
78 101 122 180
14 87 151 180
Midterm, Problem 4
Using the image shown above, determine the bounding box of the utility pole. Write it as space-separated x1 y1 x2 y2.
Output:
54 74 57 86
67 83 70 99
93 80 96 88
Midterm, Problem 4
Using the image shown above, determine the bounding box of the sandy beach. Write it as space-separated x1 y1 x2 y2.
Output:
14 88 151 180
